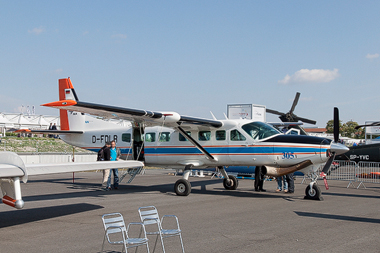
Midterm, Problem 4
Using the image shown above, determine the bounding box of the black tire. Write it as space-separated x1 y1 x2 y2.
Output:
174 179 191 196
223 175 238 190
305 184 321 200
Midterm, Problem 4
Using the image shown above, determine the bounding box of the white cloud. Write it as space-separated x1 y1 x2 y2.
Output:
53 68 63 74
300 96 313 102
366 53 379 59
112 34 127 39
83 31 89 35
278 68 339 85
28 26 44 35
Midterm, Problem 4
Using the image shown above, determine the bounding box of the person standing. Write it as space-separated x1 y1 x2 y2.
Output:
276 176 288 192
285 172 294 193
254 166 266 192
99 142 111 189
51 123 57 138
107 140 121 190
48 123 53 138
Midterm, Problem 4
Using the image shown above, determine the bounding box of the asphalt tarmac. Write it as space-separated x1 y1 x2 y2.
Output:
1 170 380 253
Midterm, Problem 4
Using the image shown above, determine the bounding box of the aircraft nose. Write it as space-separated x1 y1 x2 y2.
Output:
330 142 349 155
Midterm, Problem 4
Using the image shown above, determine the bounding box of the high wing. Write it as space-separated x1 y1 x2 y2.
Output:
42 100 223 130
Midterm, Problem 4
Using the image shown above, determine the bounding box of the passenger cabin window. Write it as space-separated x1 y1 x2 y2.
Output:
230 129 246 141
145 133 156 142
159 132 171 142
179 131 191 141
199 131 211 141
122 133 131 142
216 130 226 141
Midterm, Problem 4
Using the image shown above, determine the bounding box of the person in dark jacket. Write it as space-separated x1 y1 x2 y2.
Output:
254 166 266 192
99 142 111 188
285 172 294 193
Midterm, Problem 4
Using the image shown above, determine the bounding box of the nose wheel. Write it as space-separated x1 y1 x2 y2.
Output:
304 184 322 200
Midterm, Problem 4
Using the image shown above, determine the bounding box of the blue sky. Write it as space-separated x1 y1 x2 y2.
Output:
1 1 379 127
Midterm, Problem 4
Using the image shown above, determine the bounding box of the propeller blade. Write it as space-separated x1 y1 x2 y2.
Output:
266 108 285 116
294 116 317 125
321 153 336 174
289 92 300 114
355 121 380 129
334 107 339 143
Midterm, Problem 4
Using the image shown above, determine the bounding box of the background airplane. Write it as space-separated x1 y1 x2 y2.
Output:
0 151 142 209
38 78 348 200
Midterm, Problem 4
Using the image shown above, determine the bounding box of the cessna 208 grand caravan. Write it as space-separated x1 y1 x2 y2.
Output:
39 78 348 200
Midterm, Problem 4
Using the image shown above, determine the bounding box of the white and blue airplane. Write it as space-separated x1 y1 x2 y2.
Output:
37 78 348 200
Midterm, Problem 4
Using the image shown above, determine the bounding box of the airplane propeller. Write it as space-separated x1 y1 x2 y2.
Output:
266 92 317 125
354 121 380 129
319 107 349 191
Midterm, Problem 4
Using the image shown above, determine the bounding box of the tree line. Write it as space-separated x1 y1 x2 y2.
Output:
325 120 365 139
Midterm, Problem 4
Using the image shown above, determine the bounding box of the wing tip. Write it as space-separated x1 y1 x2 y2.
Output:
41 100 77 107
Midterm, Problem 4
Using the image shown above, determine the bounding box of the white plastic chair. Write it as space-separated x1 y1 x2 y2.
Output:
138 206 185 253
101 212 150 253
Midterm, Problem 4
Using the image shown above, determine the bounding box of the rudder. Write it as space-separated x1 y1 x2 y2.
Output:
58 78 79 131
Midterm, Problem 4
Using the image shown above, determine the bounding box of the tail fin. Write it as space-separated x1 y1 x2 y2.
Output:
58 78 79 131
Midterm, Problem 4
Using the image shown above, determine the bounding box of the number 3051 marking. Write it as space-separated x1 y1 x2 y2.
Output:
282 152 295 159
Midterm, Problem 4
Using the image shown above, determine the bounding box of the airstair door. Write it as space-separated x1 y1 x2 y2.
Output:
132 123 144 161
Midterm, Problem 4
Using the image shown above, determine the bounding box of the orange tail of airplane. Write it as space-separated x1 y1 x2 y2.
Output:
58 78 78 130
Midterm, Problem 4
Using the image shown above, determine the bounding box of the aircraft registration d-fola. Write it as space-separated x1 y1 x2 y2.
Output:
39 78 348 200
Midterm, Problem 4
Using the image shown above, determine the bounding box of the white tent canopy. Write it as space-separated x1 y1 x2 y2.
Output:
0 112 60 130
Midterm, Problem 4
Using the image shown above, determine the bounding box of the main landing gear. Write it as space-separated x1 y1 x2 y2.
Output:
174 165 239 196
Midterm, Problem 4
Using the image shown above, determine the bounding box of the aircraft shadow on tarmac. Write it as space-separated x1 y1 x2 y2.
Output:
322 192 380 199
21 178 293 203
0 203 103 229
295 211 380 224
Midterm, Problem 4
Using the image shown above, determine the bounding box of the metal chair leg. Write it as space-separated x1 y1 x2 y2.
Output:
179 233 185 253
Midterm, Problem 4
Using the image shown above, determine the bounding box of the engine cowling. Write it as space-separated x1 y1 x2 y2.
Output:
263 160 313 177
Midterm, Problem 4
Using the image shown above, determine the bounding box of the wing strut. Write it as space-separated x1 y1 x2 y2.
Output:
176 126 217 162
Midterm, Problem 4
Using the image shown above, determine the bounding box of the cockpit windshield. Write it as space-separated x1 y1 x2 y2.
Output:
242 122 281 141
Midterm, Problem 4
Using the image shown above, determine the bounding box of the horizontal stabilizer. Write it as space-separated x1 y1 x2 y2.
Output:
15 129 83 134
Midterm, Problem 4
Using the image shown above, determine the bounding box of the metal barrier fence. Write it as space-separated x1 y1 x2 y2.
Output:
356 162 380 188
303 160 380 189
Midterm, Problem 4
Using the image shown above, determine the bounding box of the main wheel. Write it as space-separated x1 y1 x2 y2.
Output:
174 179 191 196
305 184 321 200
223 175 238 190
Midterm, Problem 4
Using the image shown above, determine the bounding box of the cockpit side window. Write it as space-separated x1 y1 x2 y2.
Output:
242 122 280 140
230 129 246 141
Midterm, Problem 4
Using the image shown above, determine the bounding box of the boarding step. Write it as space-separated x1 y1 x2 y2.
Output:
119 166 144 184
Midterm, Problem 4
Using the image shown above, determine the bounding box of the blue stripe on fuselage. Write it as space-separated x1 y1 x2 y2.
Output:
144 146 322 155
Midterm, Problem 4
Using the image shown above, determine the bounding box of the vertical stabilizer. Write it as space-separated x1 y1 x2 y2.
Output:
58 78 83 131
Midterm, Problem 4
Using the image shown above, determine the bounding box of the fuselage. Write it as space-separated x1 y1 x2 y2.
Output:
60 116 335 171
